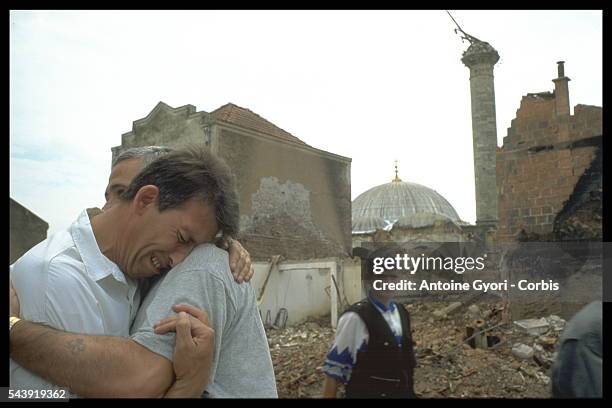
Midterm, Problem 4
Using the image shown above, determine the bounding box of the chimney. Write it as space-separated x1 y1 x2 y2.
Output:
552 61 571 117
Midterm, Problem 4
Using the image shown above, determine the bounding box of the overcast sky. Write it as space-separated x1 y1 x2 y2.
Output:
10 10 602 235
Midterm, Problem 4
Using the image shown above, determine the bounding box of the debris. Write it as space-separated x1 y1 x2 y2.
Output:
487 335 501 348
465 326 476 348
545 315 566 332
533 353 554 369
467 304 481 320
273 308 288 330
532 342 555 369
536 335 557 350
460 322 507 351
519 366 537 378
433 301 463 319
535 371 550 385
473 320 488 349
512 343 535 360
514 318 550 336
483 305 503 320
268 298 556 398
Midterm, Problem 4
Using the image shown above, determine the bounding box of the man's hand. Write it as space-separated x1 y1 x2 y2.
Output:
220 238 254 283
10 279 20 318
154 304 215 396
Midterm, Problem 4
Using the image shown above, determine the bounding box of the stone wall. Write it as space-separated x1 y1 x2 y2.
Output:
111 102 212 163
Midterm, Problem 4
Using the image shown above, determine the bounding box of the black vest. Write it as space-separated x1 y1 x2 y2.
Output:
344 299 417 399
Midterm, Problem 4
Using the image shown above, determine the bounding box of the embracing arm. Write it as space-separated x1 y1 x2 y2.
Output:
216 237 254 283
10 310 213 398
10 320 174 397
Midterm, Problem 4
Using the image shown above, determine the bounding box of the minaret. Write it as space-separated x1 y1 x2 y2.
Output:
461 38 500 229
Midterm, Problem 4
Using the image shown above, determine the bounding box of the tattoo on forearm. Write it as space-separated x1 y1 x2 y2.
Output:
66 338 86 355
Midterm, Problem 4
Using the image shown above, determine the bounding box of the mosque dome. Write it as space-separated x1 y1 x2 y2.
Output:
351 215 391 234
352 172 461 234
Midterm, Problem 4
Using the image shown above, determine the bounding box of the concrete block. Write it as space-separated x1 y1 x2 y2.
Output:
512 343 535 360
514 318 550 336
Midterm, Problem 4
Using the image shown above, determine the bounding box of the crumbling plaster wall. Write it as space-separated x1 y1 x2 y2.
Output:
215 126 352 260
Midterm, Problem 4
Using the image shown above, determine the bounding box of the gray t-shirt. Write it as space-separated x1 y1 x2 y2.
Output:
551 301 602 398
130 244 277 398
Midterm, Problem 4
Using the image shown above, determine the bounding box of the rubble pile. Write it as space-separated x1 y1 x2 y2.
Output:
267 316 336 398
267 298 566 398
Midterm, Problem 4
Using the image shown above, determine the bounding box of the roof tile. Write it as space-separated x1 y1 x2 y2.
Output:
211 103 308 146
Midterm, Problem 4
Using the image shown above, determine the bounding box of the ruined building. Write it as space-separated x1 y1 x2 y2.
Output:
112 102 352 260
496 62 603 242
10 198 49 263
350 56 602 250
112 102 359 327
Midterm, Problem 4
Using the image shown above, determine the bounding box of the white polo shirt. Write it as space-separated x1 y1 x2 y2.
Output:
10 209 140 391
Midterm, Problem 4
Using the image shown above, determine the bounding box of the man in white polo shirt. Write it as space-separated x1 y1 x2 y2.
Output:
10 145 240 397
10 146 274 398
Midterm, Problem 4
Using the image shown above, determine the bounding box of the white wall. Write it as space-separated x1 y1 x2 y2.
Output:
342 257 364 305
251 259 334 327
250 257 366 328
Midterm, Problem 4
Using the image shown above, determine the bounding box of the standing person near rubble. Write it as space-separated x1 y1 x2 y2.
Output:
322 245 417 399
551 300 602 398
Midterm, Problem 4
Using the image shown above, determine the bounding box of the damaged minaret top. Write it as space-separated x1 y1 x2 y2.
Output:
461 39 500 67
446 10 500 67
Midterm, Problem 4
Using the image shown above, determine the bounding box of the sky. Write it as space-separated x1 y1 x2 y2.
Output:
10 10 602 235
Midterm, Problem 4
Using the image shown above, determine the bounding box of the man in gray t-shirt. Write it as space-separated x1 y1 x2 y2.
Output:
551 301 602 398
131 244 278 398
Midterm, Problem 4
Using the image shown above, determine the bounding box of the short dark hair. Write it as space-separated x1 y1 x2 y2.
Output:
121 145 240 238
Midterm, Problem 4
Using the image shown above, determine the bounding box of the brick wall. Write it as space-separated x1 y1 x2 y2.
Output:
496 97 602 241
